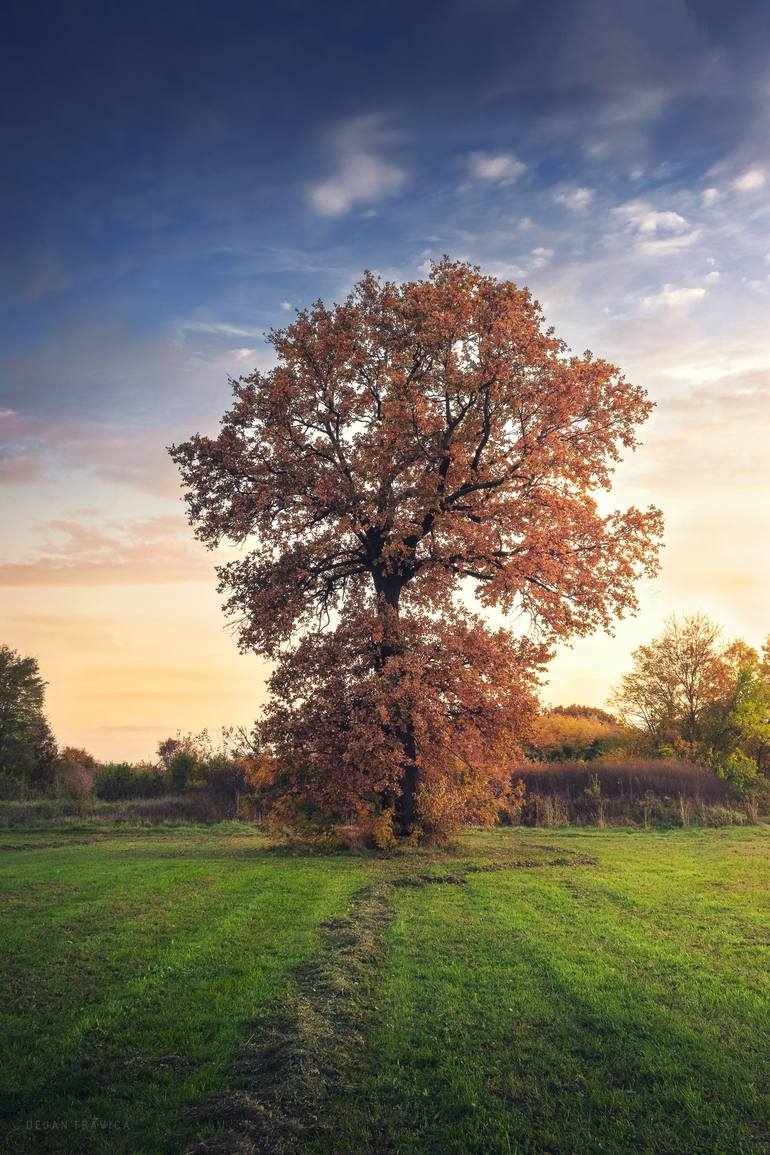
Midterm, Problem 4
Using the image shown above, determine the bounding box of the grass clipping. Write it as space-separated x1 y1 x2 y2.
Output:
185 884 392 1154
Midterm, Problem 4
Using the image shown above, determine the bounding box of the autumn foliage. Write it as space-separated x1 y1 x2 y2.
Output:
613 613 770 777
527 708 630 762
171 259 662 839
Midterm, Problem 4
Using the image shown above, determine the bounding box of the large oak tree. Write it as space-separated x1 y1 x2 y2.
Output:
171 259 662 835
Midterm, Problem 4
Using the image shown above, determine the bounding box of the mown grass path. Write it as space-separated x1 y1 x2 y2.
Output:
1 824 768 1153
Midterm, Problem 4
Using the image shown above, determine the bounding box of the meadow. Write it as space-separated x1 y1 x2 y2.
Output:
1 823 768 1154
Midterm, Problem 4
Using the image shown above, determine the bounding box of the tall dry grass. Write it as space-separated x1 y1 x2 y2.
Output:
515 759 731 802
0 793 227 827
512 759 753 827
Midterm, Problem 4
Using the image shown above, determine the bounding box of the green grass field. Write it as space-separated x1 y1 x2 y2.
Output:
1 824 768 1154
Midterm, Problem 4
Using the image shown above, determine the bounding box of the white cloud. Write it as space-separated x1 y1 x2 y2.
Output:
531 246 554 268
658 353 770 384
636 229 701 255
279 300 292 312
702 187 719 207
601 86 671 126
182 320 262 338
467 151 526 184
614 198 688 235
484 261 528 281
308 115 407 217
641 284 707 310
733 167 765 193
704 270 721 283
552 185 593 210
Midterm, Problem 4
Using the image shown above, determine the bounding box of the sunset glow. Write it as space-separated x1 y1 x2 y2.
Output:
2 2 769 758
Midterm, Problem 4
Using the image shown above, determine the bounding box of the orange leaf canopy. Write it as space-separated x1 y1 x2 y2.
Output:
171 259 662 827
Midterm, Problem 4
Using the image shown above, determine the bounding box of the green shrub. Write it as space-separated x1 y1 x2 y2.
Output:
703 806 747 828
711 750 761 798
196 757 251 818
168 750 200 792
94 762 167 800
0 774 23 801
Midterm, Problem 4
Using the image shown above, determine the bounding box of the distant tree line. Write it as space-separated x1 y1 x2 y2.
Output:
0 645 280 816
1 614 767 835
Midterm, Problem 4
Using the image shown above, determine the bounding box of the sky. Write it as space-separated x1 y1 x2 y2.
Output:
1 0 769 759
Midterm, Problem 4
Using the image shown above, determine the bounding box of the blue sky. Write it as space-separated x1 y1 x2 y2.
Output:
2 0 770 756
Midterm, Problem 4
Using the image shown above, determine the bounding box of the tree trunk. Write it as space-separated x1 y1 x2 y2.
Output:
372 570 420 833
395 730 419 831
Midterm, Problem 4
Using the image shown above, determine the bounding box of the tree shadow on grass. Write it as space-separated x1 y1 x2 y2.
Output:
317 875 768 1155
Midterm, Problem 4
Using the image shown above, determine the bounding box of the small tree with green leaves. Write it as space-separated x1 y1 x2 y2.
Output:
0 645 56 796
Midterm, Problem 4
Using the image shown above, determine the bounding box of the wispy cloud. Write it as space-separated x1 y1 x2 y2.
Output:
531 246 553 268
308 115 407 217
552 185 593 210
641 284 707 310
613 199 689 235
181 320 263 338
466 151 526 184
0 451 41 484
732 167 765 192
0 515 213 586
